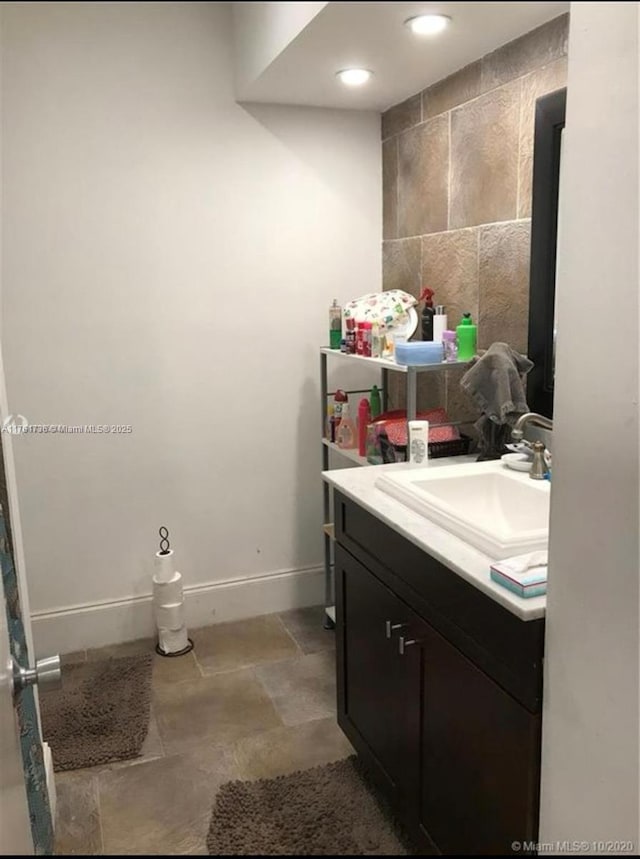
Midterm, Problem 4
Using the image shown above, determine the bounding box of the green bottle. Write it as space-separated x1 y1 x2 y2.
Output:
329 299 342 349
370 384 381 418
456 312 477 361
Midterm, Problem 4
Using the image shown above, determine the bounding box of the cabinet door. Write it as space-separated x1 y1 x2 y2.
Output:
335 545 421 806
419 625 541 855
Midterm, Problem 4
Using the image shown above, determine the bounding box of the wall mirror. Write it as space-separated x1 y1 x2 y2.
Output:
527 87 567 418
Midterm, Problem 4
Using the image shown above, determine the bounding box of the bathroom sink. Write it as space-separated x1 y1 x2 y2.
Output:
375 461 550 559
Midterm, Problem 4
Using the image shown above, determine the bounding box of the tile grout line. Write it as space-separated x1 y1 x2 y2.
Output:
151 705 166 759
394 135 399 239
198 654 303 680
447 109 452 231
476 227 481 326
273 612 305 658
516 76 524 218
419 226 423 295
383 216 531 243
192 645 207 678
248 664 286 728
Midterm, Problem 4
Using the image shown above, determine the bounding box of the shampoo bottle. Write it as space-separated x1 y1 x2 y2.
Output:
456 313 477 361
420 288 435 341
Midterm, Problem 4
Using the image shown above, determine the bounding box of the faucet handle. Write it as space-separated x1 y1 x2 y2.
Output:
530 441 547 480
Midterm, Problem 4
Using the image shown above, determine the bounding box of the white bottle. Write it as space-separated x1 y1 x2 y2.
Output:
408 420 429 467
371 322 381 359
433 306 448 342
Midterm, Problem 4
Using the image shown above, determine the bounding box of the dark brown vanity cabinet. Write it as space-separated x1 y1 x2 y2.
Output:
334 492 545 855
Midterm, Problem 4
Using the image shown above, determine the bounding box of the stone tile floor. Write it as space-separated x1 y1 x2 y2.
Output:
54 606 352 855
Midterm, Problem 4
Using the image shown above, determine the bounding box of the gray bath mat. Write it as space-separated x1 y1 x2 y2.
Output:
40 654 153 772
207 755 413 855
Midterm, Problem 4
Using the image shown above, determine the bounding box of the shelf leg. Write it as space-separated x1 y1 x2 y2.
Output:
320 352 333 627
407 367 417 443
381 368 389 412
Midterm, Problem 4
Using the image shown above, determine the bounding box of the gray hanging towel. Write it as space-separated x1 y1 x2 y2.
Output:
460 342 534 460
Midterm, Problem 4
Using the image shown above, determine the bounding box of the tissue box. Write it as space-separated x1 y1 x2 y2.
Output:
490 561 547 598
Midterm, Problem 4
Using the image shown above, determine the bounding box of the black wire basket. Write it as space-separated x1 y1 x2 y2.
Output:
379 432 472 463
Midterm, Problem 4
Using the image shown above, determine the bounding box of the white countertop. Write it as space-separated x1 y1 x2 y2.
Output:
322 456 546 621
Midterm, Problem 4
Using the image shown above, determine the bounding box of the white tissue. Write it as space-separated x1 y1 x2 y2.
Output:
154 549 175 583
152 572 183 605
154 602 185 630
158 626 189 653
499 551 548 575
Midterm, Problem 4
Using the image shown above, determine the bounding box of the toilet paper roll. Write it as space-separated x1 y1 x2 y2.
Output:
152 572 183 605
154 601 185 630
154 549 175 583
158 625 189 654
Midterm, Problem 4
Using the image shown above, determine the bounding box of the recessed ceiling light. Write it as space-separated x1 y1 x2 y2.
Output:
405 14 451 36
336 68 373 87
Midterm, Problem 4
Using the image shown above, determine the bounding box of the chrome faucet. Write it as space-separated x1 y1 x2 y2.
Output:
511 413 553 480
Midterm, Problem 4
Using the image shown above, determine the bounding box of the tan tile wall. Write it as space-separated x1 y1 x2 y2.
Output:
382 14 568 418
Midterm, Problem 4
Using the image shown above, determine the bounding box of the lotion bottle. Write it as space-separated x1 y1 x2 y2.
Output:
409 420 429 466
433 305 448 342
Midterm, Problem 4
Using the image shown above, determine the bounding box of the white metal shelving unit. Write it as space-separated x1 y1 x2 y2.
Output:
320 347 470 629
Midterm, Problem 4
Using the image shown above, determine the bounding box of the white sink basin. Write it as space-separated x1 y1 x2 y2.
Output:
375 461 550 559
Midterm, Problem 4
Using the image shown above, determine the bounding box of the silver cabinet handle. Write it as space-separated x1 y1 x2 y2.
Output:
12 655 61 694
398 636 420 655
385 621 406 639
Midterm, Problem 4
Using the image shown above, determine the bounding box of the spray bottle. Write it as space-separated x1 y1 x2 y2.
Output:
420 287 435 341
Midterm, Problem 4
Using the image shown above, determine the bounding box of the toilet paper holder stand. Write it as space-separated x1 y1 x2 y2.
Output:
154 526 194 658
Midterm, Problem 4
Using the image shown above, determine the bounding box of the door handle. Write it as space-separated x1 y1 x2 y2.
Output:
398 636 421 656
12 654 62 694
385 620 406 639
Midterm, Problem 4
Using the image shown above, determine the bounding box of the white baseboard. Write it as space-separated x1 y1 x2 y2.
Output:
31 565 324 656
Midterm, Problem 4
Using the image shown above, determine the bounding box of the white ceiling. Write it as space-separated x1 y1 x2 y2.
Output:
235 1 569 111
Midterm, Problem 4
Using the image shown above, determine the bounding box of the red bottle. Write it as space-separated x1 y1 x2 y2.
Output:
356 322 365 355
362 321 373 357
358 398 371 457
